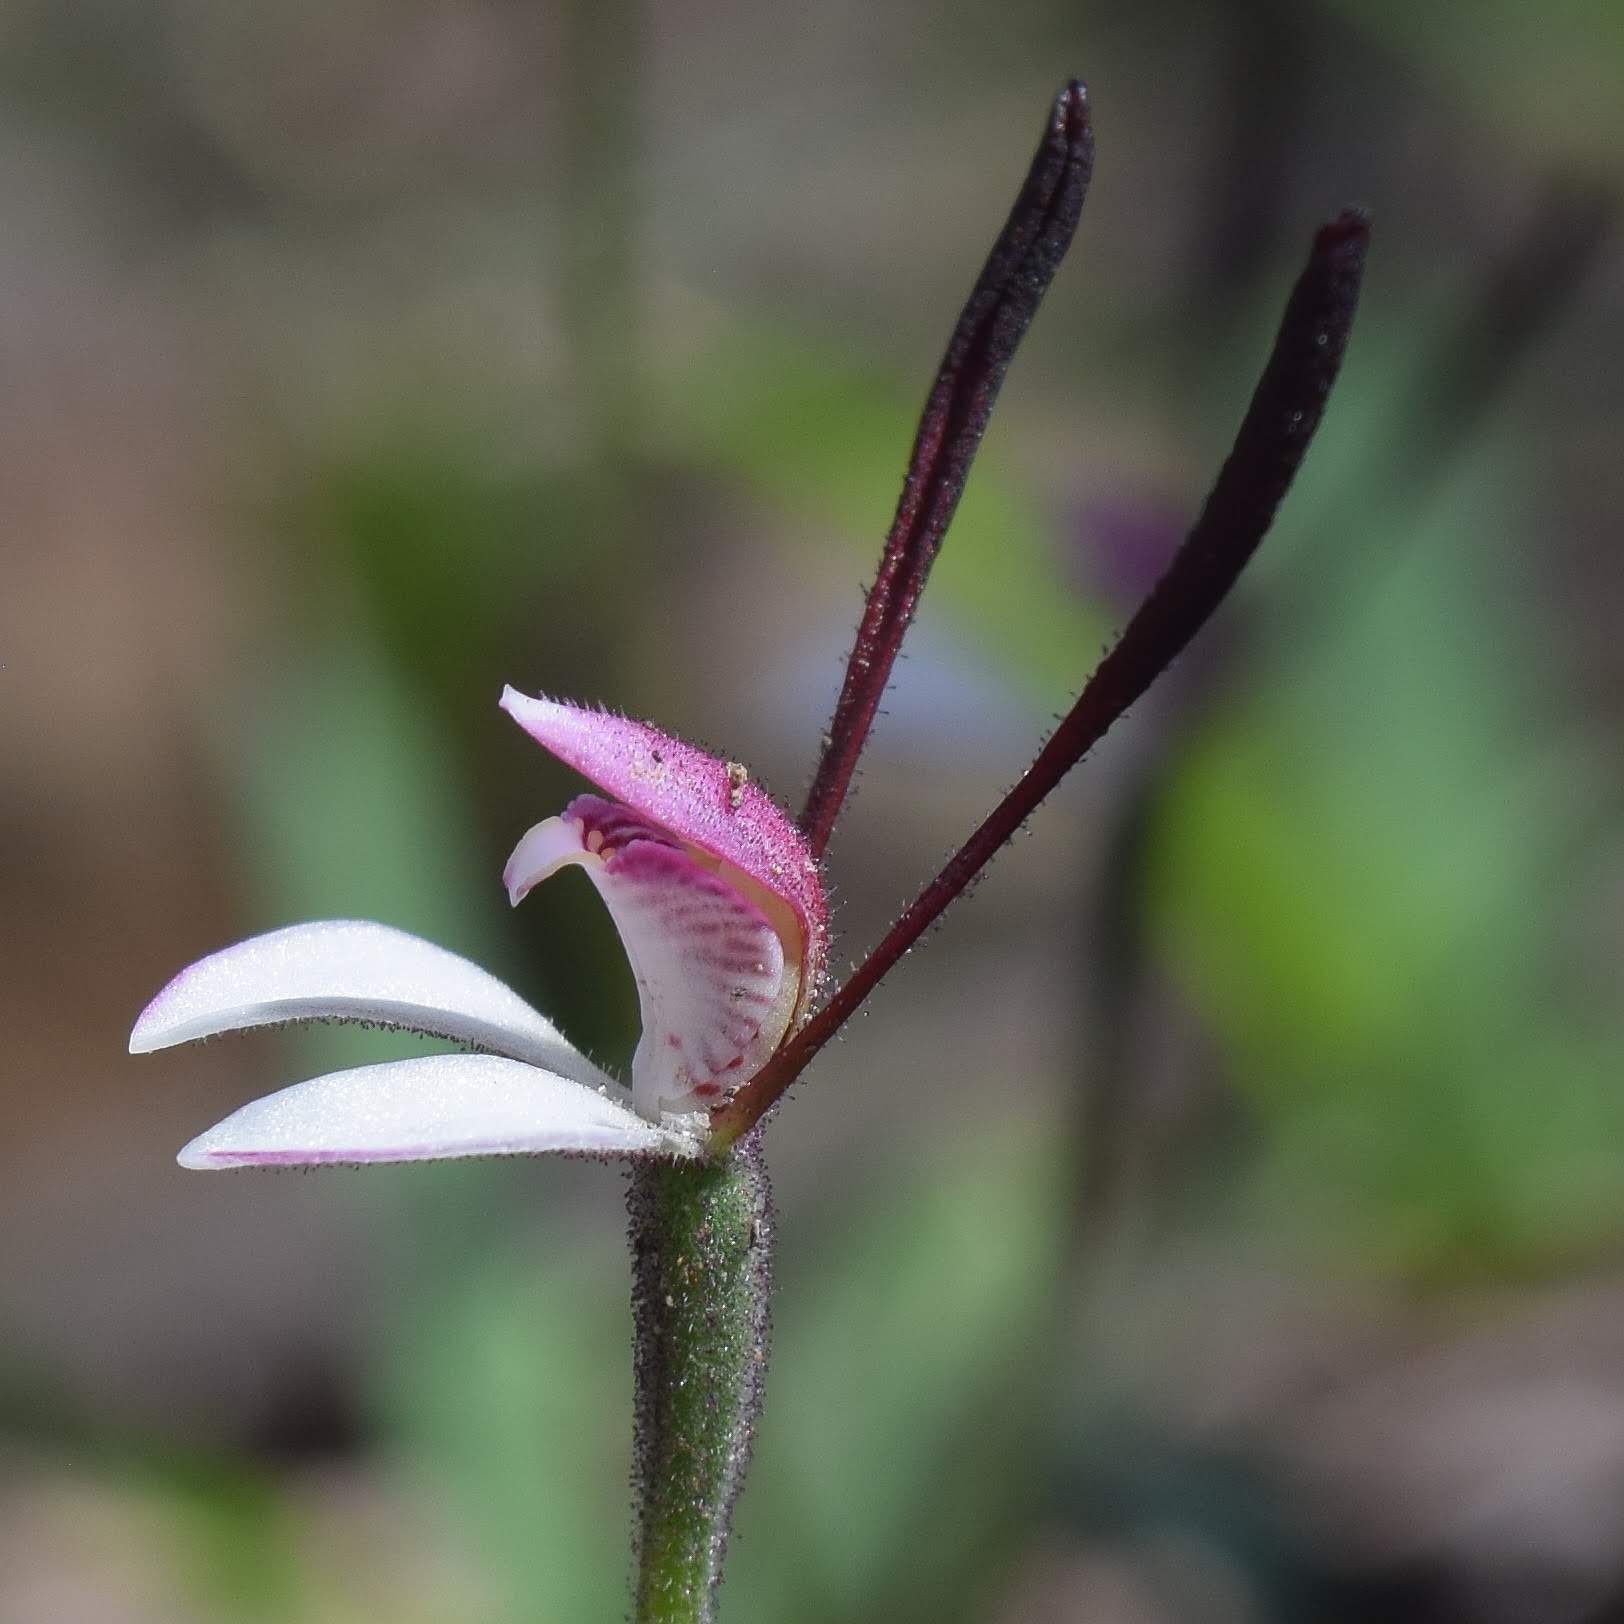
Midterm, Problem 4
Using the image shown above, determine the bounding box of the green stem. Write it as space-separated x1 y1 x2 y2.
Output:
627 1140 773 1623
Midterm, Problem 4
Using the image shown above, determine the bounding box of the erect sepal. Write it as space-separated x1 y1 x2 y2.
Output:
712 207 1371 1150
799 80 1093 857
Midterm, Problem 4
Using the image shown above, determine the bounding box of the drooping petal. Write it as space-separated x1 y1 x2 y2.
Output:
499 688 828 1000
130 920 610 1091
176 1052 698 1169
505 802 796 1117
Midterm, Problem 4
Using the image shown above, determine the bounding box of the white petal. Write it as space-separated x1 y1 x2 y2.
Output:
131 921 608 1090
177 1052 699 1169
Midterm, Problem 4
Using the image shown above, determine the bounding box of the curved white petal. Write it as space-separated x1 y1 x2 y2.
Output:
177 1053 699 1169
131 921 609 1090
506 811 795 1118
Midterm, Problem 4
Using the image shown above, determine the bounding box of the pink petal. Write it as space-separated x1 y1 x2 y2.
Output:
130 920 610 1092
499 688 828 1005
505 800 797 1117
177 1052 698 1169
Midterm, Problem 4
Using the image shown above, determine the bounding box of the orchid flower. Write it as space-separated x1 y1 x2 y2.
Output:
129 79 1369 1624
131 689 828 1169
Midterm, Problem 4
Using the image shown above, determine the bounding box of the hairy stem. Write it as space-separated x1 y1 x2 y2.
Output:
628 1141 773 1623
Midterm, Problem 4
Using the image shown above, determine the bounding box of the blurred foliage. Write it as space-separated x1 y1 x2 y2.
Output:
150 159 1624 1624
378 1130 1060 1623
646 322 1106 700
1327 0 1624 165
0 1364 311 1619
1154 452 1624 1275
385 1238 633 1623
7 0 1624 1618
646 272 1624 1286
216 275 1624 1616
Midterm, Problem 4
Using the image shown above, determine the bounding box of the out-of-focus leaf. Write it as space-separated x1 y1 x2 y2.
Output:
224 625 498 1079
378 1130 1060 1624
158 1456 307 1623
647 322 1105 701
1150 441 1624 1272
222 623 561 1259
0 1365 311 1624
382 1233 632 1624
1324 0 1624 168
297 438 617 707
286 436 653 1072
727 1130 1060 1621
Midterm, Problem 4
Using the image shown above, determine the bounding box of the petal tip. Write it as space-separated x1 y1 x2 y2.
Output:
129 965 194 1053
176 1135 222 1170
500 853 525 906
130 1009 179 1055
499 685 556 725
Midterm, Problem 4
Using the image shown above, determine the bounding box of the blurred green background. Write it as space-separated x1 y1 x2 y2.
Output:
3 1 1624 1619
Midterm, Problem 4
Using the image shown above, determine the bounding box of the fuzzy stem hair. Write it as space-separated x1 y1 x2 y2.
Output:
627 1139 773 1623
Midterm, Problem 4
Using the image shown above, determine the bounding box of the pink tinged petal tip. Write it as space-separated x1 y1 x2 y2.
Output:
499 688 829 999
130 920 611 1092
176 1052 699 1169
505 798 798 1118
